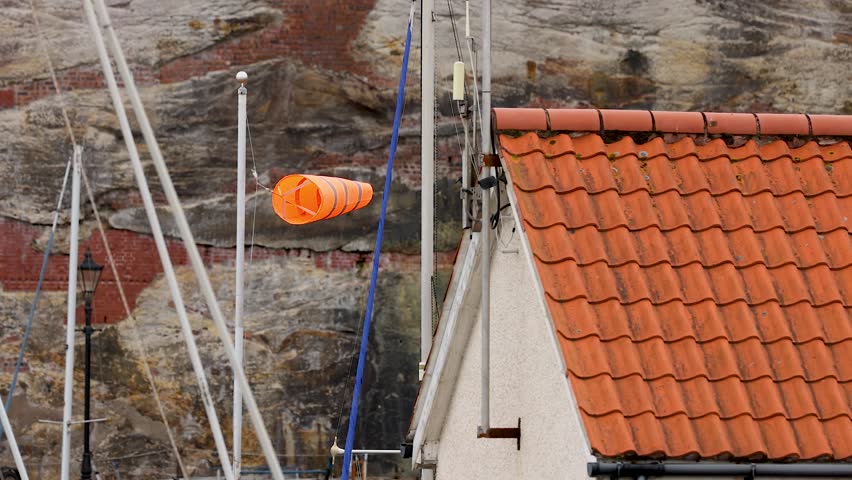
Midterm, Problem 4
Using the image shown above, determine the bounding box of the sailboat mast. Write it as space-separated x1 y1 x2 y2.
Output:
420 0 435 380
233 71 248 480
60 145 82 480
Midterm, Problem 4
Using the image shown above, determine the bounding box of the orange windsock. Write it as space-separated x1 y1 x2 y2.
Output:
271 174 373 224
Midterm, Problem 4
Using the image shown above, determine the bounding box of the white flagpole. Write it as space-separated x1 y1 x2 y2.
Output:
60 146 82 480
233 71 248 480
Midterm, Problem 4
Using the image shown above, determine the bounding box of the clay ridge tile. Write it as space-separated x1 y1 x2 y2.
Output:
493 108 852 137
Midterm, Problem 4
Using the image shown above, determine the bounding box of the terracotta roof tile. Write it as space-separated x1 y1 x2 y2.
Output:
500 122 852 461
494 108 852 137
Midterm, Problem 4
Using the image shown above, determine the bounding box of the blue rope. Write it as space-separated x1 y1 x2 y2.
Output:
341 6 414 479
0 159 72 442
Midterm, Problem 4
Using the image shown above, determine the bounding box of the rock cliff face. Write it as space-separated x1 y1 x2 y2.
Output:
0 0 850 478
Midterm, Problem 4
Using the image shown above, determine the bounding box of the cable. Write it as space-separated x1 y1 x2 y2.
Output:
466 40 482 171
446 0 463 62
341 5 415 479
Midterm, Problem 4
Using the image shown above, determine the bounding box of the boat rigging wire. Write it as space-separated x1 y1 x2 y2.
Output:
340 4 416 479
446 0 464 62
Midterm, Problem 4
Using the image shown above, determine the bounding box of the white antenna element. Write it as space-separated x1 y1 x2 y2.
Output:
452 61 465 101
236 71 248 83
465 1 470 37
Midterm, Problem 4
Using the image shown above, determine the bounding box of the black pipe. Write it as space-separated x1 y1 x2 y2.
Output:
588 461 852 478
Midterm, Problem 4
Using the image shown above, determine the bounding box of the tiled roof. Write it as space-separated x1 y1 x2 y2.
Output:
497 109 852 462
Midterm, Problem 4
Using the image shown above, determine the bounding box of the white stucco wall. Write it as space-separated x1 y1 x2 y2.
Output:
432 224 592 479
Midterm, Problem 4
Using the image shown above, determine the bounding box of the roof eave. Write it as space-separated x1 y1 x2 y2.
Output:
408 232 482 466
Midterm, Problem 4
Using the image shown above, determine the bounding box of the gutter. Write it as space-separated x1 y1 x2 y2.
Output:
589 461 852 478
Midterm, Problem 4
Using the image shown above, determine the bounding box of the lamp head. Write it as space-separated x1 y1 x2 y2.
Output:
78 248 103 298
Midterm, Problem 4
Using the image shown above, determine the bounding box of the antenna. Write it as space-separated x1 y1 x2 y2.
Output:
452 61 465 101
465 1 470 37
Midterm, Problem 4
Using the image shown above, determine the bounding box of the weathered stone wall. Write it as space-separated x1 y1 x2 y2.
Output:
0 0 850 478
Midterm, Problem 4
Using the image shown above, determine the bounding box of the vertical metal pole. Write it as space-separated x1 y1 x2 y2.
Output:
362 454 368 480
80 296 94 480
233 71 248 480
420 0 435 381
478 0 492 435
81 2 234 478
60 145 82 480
461 119 470 228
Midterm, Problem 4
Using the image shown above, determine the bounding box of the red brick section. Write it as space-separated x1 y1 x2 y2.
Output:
494 108 852 137
159 0 379 84
0 217 446 325
0 66 159 110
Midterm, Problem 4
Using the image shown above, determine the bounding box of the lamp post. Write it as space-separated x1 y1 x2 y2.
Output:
78 249 102 480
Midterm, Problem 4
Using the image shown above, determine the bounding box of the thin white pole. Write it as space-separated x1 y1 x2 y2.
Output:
0 391 29 479
60 145 82 480
479 0 492 435
233 71 248 480
420 0 435 382
81 2 233 478
362 453 367 480
89 2 284 478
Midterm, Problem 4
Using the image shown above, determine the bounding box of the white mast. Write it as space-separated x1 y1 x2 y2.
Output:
82 1 235 477
420 0 435 382
233 70 248 480
60 145 82 480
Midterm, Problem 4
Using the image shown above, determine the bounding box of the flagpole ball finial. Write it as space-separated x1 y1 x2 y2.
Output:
236 71 248 83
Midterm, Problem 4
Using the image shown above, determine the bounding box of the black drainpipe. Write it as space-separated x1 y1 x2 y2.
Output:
589 462 852 478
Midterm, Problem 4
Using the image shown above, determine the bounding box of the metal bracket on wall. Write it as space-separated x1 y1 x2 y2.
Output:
483 153 500 167
476 417 521 450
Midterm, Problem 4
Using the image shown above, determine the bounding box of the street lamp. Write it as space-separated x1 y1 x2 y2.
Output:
78 249 102 480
